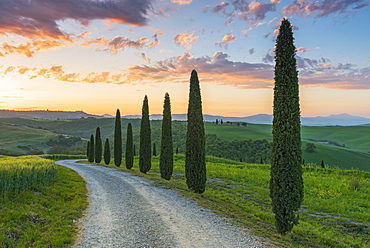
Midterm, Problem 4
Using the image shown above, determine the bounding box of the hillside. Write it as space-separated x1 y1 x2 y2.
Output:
0 109 104 119
0 121 57 155
1 117 369 171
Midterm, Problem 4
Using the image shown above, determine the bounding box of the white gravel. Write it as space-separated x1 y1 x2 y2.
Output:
56 160 271 248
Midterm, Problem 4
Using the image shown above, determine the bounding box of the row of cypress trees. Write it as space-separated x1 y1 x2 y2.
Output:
86 70 206 190
86 127 111 165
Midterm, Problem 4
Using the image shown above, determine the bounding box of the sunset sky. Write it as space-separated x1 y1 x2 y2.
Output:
0 0 369 118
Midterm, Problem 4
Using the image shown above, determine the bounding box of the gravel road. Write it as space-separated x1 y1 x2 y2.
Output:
56 160 270 248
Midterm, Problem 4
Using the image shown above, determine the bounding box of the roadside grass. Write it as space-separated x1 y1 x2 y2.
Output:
95 155 370 248
0 156 88 247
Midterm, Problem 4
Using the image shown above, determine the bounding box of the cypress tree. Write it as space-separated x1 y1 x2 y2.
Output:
86 141 90 158
321 160 325 168
185 70 206 193
125 123 134 169
176 147 178 155
160 92 173 180
134 145 136 157
153 143 157 156
95 127 102 163
104 138 110 165
88 134 95 163
114 109 122 167
139 95 151 173
270 19 303 235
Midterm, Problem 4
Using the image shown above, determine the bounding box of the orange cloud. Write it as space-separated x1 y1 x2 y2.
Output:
171 0 193 4
173 32 199 50
215 34 236 48
1 40 67 57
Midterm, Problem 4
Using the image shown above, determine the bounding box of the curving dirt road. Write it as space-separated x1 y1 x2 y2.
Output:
56 160 268 248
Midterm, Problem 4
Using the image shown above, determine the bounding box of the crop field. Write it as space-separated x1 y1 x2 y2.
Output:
103 155 370 248
0 156 88 247
0 156 57 200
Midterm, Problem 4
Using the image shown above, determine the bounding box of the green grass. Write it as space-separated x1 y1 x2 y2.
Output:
94 155 370 248
0 156 88 247
0 122 57 155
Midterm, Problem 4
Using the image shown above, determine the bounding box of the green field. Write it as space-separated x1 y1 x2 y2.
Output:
1 117 369 172
0 121 57 155
0 156 88 247
205 122 370 172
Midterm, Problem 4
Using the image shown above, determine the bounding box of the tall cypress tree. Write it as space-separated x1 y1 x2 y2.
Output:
95 127 102 163
114 109 122 167
139 95 151 173
160 92 173 180
153 143 157 156
104 138 110 165
86 141 90 158
185 70 206 193
270 19 303 235
125 123 134 169
88 134 95 163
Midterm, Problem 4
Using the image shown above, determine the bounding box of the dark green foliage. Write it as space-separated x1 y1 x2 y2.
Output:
88 134 94 163
205 134 271 163
114 109 122 167
176 147 178 154
134 145 136 156
153 143 157 156
305 143 316 152
125 123 134 169
185 70 206 193
270 19 303 234
86 141 90 158
139 95 151 173
103 138 110 165
160 92 173 180
95 127 102 163
321 160 325 168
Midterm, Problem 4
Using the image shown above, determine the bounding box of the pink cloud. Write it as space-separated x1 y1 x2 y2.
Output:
0 0 152 41
173 32 199 50
215 34 236 48
282 0 369 18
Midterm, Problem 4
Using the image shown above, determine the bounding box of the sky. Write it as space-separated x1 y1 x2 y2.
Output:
0 0 369 118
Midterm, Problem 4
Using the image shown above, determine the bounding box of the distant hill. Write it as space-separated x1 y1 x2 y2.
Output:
0 110 104 119
1 110 369 126
125 113 370 126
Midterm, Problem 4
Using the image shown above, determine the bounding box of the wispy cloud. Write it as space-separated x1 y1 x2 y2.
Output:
0 0 153 41
215 34 236 48
171 0 193 5
205 0 278 25
173 32 199 50
282 0 369 17
1 40 66 57
81 34 159 53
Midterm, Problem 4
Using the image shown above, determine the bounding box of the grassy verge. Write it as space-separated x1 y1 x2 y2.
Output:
93 155 369 248
0 157 88 247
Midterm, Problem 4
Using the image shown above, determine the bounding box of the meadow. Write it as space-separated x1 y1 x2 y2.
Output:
0 156 88 247
2 117 370 171
100 155 370 248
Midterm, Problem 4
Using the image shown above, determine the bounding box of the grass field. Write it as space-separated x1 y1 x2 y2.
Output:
0 156 88 247
93 155 370 248
2 117 369 171
0 121 57 155
205 122 370 172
